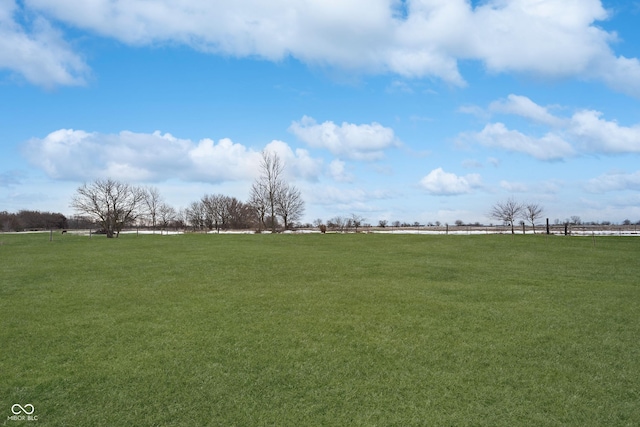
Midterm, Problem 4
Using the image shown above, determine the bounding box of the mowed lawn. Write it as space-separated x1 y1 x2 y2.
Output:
1 232 639 426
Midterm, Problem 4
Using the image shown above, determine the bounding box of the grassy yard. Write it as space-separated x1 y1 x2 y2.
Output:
1 232 639 426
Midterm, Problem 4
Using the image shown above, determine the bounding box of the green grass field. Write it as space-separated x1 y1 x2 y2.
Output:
1 232 639 426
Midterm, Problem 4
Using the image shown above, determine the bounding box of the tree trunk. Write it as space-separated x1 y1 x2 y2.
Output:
270 201 276 233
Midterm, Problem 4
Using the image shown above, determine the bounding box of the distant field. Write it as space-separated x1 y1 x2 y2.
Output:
1 233 639 426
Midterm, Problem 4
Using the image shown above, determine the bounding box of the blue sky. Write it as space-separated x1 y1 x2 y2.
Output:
2 0 640 225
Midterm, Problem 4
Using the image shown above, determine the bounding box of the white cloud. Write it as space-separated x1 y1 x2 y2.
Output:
490 95 640 155
419 167 481 195
289 116 399 161
569 110 640 154
24 0 396 65
489 94 564 127
470 1 608 73
586 171 640 193
474 122 575 160
467 95 640 159
0 1 87 86
8 0 638 94
23 129 321 183
263 140 324 181
188 137 262 181
328 159 354 182
592 55 640 98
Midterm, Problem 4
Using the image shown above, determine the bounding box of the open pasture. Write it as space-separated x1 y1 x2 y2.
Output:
1 233 639 426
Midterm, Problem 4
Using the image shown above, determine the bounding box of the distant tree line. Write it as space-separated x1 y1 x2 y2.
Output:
6 173 638 237
0 210 68 232
185 194 256 232
184 152 305 233
303 202 639 234
68 150 305 237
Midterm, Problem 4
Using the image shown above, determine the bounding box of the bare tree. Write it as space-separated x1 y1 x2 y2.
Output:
194 194 256 231
185 201 206 231
143 186 162 232
224 197 254 229
328 216 346 233
174 208 187 230
201 194 224 232
249 182 268 231
350 213 365 233
71 178 146 238
490 198 523 234
523 203 544 234
252 150 285 233
0 211 17 231
158 203 177 230
276 184 305 230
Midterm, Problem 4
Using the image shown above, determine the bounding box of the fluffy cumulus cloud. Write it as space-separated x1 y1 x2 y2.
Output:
465 94 640 159
569 110 640 154
3 0 638 94
474 123 575 160
23 129 321 183
0 0 87 86
419 167 481 195
289 116 399 161
187 137 262 181
263 139 324 181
